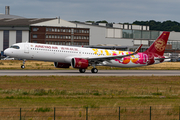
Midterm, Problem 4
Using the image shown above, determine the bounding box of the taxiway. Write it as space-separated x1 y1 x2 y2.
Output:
0 70 180 76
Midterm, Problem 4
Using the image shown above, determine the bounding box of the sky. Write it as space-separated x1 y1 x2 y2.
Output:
0 0 180 23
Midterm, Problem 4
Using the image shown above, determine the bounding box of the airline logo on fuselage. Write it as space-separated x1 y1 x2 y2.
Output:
154 39 166 52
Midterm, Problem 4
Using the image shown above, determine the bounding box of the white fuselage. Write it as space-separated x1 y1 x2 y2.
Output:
4 43 149 68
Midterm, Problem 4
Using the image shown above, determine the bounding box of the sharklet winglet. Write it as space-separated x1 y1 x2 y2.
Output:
135 44 143 53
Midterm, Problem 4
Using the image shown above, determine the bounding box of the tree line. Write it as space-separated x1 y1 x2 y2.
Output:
132 20 180 32
83 20 180 32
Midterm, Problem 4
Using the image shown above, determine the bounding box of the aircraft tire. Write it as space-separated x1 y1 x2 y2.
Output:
79 69 86 73
91 68 98 73
21 65 25 69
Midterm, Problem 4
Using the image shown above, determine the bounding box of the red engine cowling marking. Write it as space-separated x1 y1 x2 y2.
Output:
54 62 71 68
71 58 89 69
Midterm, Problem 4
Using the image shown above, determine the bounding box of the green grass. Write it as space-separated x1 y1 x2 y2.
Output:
35 107 52 112
0 76 180 108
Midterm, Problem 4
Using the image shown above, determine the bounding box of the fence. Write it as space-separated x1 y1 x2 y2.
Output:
0 106 180 120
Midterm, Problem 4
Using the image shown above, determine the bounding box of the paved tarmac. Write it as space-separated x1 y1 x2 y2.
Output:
0 70 180 76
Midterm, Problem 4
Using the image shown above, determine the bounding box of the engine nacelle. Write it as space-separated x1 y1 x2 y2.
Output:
54 62 71 68
71 58 89 69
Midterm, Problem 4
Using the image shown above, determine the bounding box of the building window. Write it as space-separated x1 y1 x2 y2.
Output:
122 30 133 38
33 28 38 31
133 30 141 39
142 31 150 39
32 34 37 38
150 31 159 39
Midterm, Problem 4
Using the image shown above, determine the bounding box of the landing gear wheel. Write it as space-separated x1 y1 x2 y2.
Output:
91 68 98 73
79 69 86 73
21 65 25 69
21 59 26 69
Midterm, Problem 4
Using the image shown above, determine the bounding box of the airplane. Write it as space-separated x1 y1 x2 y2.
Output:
4 31 170 73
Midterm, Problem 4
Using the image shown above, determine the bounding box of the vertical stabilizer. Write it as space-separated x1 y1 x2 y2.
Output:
144 31 170 56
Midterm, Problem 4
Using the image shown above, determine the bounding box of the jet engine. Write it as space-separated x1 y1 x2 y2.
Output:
54 62 71 68
71 58 89 69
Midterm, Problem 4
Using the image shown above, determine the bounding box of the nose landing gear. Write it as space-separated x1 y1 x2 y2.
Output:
21 59 26 69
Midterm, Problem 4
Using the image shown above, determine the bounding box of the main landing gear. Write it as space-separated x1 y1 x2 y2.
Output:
79 68 98 73
91 63 98 73
91 68 98 73
79 69 86 73
79 63 98 73
21 59 26 69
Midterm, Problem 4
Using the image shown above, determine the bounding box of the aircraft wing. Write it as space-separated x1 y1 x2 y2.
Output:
86 44 142 64
154 57 171 62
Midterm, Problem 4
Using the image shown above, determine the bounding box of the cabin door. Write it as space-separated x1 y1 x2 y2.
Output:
24 44 29 53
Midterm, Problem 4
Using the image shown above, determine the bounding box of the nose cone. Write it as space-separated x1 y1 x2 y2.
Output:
4 48 10 56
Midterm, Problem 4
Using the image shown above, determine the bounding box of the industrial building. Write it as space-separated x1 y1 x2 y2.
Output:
1 6 180 60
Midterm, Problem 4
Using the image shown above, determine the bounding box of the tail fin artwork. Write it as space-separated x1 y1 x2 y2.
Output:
144 31 170 56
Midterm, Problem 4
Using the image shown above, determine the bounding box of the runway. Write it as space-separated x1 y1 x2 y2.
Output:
0 70 180 76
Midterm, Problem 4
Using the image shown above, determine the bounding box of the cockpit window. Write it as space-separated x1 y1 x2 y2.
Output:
10 45 20 49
